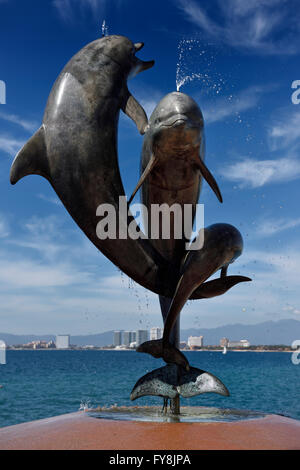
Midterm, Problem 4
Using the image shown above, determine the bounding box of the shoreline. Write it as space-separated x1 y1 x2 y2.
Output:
5 348 295 353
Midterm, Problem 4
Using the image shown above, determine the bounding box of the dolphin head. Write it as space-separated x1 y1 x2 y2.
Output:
97 35 154 78
149 91 204 155
90 35 154 135
128 92 223 204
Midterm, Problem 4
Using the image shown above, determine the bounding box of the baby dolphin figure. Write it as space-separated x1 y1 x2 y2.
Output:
137 223 249 370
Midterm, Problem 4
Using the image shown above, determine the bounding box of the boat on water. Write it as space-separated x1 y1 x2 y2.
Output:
222 345 227 355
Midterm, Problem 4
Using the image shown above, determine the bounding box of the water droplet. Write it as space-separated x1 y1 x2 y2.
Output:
101 20 109 37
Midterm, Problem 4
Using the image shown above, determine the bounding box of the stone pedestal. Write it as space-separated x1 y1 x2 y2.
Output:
0 411 299 450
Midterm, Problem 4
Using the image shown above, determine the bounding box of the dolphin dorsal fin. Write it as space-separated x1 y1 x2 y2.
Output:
10 125 49 185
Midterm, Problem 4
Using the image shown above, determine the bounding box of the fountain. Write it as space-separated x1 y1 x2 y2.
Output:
4 33 300 450
10 34 251 418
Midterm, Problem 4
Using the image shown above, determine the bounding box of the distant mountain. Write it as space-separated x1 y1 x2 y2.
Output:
0 333 55 346
71 331 115 347
0 331 115 347
1 320 299 346
180 319 300 346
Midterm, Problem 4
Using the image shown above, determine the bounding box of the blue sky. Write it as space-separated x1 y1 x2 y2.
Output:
0 0 300 335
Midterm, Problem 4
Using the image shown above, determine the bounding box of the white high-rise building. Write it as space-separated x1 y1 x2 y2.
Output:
150 327 163 340
123 331 132 346
228 339 250 348
136 330 149 347
56 335 70 349
113 331 122 347
187 336 203 349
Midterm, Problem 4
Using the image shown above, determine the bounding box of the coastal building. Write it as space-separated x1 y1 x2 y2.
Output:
220 337 229 348
56 335 70 349
123 331 134 346
150 327 163 340
113 331 122 347
188 335 204 349
131 331 136 343
228 339 250 348
136 330 149 347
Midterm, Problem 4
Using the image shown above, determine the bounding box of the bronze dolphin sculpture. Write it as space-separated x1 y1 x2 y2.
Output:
129 93 249 298
129 91 222 261
10 52 246 302
137 223 249 371
130 92 250 401
9 35 174 296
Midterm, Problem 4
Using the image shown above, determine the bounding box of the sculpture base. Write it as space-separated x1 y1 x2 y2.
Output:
0 407 299 450
87 405 265 423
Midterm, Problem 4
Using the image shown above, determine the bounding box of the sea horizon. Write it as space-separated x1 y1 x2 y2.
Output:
0 349 299 428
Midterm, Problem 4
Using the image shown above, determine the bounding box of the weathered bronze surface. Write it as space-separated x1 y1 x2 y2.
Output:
130 92 250 405
10 36 251 411
130 364 229 401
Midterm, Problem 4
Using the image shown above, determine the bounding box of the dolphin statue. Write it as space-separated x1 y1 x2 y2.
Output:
10 51 247 302
130 93 251 403
128 92 249 299
137 223 250 371
9 35 174 296
129 92 222 263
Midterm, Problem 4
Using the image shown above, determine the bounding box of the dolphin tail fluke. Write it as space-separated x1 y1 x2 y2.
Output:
191 275 252 300
137 338 190 370
130 364 229 401
10 126 49 185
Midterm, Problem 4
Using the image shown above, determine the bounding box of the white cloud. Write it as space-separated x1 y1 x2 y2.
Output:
269 110 300 149
0 111 38 132
255 217 300 237
53 0 101 21
176 0 298 55
0 252 91 288
0 214 9 238
203 86 263 124
0 135 25 156
37 193 62 206
53 0 124 22
283 305 300 315
220 156 300 188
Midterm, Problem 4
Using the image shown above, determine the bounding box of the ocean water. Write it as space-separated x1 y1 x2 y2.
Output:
0 350 299 428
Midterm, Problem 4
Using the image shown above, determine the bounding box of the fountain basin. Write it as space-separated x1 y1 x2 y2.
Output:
0 407 299 450
87 405 266 423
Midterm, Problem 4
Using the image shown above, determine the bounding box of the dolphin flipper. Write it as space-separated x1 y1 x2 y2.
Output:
195 156 223 203
122 90 149 135
130 364 229 400
191 275 252 299
10 126 49 185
